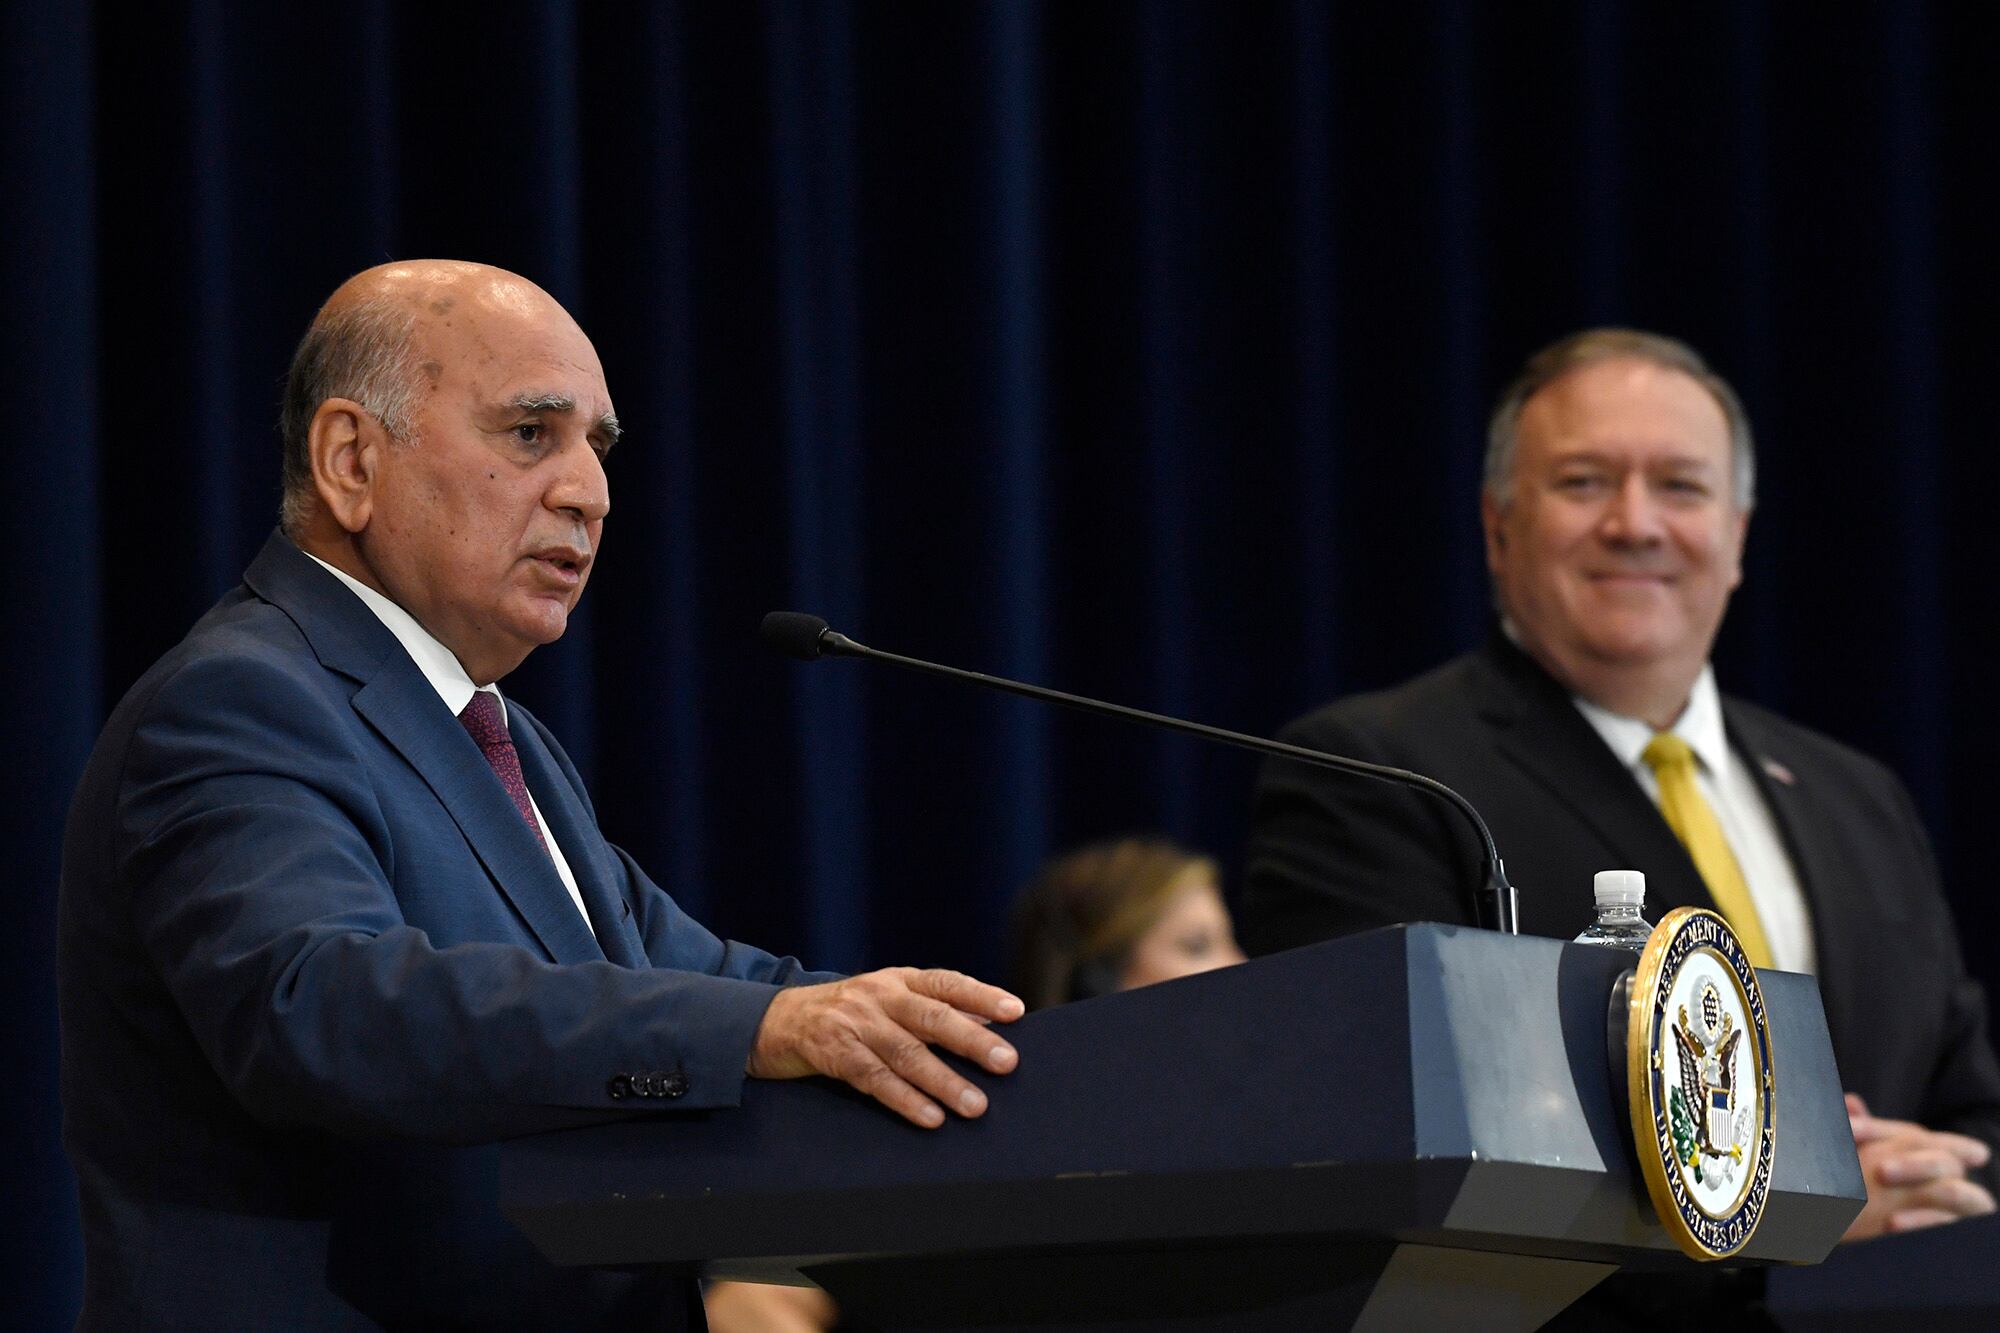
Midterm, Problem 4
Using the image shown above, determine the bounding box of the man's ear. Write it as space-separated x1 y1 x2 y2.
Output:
1480 488 1507 572
1727 504 1751 591
309 398 383 534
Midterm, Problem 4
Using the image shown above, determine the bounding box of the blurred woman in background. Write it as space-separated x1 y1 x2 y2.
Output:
1009 836 1244 1010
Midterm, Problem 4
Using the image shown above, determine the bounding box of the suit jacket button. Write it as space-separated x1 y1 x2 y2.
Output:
664 1072 688 1098
607 1074 632 1100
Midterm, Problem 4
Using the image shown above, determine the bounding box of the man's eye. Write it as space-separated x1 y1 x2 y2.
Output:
1555 475 1607 493
513 423 545 446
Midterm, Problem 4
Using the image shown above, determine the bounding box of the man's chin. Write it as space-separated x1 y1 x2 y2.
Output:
507 598 574 648
1577 627 1689 668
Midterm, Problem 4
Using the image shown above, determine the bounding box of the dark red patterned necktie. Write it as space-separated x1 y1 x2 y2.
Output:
458 691 548 853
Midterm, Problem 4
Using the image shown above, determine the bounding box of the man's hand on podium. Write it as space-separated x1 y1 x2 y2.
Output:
1841 1093 1996 1241
749 968 1024 1128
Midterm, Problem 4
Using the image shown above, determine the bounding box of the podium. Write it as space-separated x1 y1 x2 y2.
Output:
500 925 1866 1329
1766 1211 2000 1329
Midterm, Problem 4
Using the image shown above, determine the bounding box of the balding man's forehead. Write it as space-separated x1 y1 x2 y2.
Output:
376 260 487 285
476 277 551 316
407 288 591 359
322 260 476 311
319 260 559 326
319 258 607 407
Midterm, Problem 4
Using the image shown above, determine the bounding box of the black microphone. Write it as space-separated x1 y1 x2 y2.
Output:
758 612 1520 935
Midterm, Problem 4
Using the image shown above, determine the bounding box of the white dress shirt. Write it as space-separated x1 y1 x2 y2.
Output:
1573 667 1815 973
304 552 595 938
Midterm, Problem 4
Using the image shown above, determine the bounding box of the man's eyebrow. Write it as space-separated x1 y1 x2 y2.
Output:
595 413 622 447
1551 447 1717 468
508 392 576 414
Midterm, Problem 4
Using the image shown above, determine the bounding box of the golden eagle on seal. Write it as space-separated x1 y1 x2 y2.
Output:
1674 981 1743 1161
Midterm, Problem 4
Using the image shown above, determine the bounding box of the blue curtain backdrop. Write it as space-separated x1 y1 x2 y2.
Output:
7 1 1998 1321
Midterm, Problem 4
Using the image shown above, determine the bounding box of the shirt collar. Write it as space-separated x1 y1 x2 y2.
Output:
1497 616 1730 773
302 551 502 722
1572 664 1729 777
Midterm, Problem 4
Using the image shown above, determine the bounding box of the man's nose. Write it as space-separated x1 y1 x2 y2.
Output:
548 440 611 524
1599 473 1664 545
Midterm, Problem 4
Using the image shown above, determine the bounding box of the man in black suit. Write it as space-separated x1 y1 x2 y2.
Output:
1241 329 2000 1247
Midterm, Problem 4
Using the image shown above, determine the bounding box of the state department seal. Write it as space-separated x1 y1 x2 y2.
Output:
1627 906 1776 1260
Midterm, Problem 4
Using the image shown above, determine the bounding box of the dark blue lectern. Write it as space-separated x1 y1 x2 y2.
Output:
500 925 1866 1328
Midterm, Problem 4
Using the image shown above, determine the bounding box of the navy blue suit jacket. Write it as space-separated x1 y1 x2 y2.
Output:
59 533 835 1328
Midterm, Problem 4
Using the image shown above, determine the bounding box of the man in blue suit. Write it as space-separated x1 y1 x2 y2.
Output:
58 260 1023 1328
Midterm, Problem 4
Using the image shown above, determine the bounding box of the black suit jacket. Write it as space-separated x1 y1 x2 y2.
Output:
1241 632 2000 1184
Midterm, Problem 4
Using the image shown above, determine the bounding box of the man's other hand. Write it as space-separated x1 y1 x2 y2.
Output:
748 968 1023 1128
1841 1093 1997 1241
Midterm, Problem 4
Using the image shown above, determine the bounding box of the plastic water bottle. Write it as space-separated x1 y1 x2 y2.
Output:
1572 870 1652 953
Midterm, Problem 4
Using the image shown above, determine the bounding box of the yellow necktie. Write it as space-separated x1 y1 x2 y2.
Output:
1642 733 1775 969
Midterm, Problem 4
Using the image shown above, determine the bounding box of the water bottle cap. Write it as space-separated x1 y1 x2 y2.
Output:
1594 869 1646 905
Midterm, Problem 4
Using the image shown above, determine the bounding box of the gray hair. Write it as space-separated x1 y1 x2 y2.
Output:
1483 328 1756 511
278 295 423 537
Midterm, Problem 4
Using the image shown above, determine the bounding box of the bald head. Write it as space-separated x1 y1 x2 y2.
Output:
282 259 618 682
319 259 573 332
278 261 590 537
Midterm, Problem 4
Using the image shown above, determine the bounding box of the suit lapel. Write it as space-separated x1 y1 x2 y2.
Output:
351 674 605 965
1724 705 1855 993
511 720 647 969
1474 636 1716 917
245 531 605 966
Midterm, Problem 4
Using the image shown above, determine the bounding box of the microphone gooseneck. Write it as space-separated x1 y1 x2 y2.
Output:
760 611 1520 935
